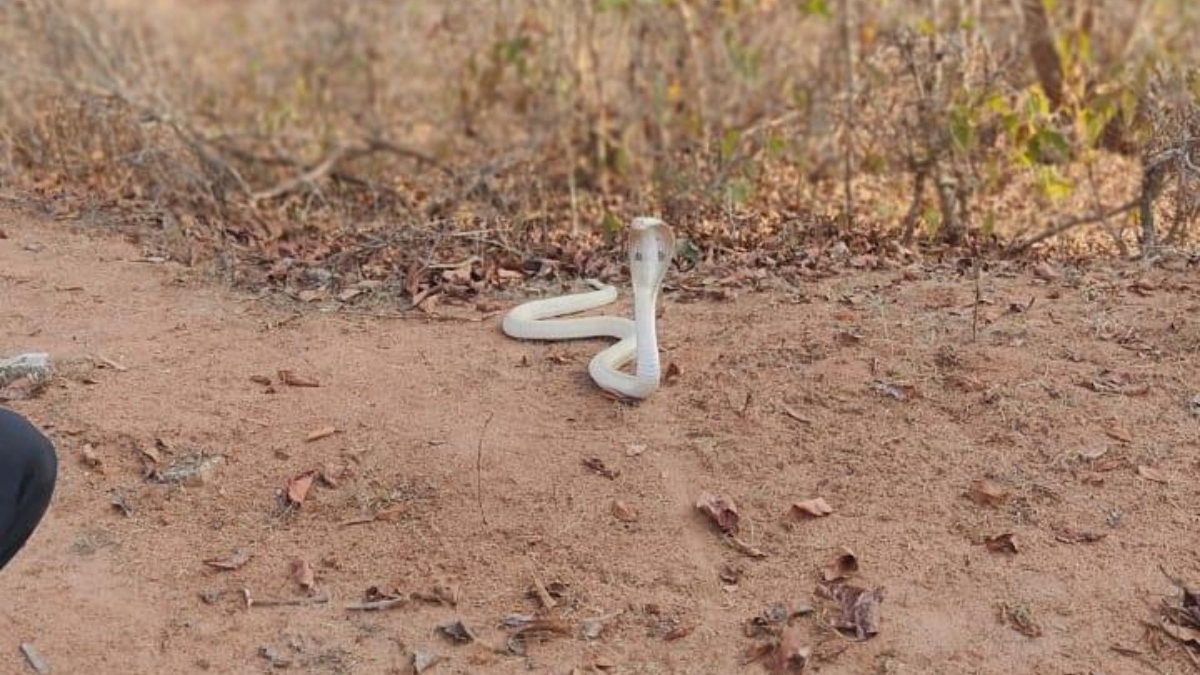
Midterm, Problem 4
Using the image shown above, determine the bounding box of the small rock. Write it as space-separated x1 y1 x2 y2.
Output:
0 352 53 388
413 648 441 674
154 452 224 486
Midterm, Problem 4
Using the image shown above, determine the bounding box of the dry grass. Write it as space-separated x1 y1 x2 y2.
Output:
0 0 1197 296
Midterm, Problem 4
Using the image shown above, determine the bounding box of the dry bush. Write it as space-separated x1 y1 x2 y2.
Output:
0 0 1197 297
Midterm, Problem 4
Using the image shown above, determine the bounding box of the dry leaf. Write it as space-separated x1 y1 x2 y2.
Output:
826 583 884 640
789 498 833 519
768 625 812 673
305 426 338 442
1136 465 1169 484
436 618 476 643
1032 262 1060 281
966 479 1010 507
728 535 769 559
373 504 406 522
1160 618 1200 646
664 362 682 384
719 564 744 586
319 462 350 488
822 549 859 582
582 457 620 480
1053 527 1106 544
204 547 251 571
337 287 364 302
695 492 740 535
278 369 320 387
984 533 1019 554
291 558 315 590
663 623 696 641
286 470 317 506
611 499 638 523
1090 455 1127 472
1102 424 1133 444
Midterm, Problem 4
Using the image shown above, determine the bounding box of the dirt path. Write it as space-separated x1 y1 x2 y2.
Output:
1 211 1198 674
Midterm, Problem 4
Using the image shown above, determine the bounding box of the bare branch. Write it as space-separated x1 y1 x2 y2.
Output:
1006 198 1140 254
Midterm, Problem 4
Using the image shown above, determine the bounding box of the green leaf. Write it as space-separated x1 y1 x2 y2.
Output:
720 128 741 162
724 178 752 204
949 106 976 151
801 0 831 17
600 212 623 242
981 212 996 238
765 133 787 158
1036 166 1072 201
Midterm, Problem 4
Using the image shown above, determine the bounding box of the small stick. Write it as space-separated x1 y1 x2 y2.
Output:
20 643 50 675
971 239 982 343
244 589 330 608
345 595 410 612
476 411 494 526
93 354 128 371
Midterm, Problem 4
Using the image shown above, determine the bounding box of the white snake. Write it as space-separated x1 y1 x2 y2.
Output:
502 217 675 400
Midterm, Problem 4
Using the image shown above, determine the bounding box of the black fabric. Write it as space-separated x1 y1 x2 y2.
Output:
0 407 57 570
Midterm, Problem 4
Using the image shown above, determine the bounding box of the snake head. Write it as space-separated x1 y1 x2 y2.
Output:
628 217 675 293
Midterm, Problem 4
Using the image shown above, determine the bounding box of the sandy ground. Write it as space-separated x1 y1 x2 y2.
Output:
1 210 1198 675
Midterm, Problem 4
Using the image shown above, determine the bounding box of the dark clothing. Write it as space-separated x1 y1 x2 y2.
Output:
0 407 57 570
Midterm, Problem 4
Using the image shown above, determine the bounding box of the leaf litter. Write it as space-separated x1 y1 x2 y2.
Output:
1158 579 1200 657
286 470 317 507
819 582 884 640
696 492 740 535
822 549 859 582
789 498 833 519
203 547 252 571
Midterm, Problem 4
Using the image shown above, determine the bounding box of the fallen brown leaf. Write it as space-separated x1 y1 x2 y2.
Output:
305 426 338 442
318 462 351 488
373 504 406 522
789 497 833 520
967 479 1010 507
583 457 620 480
822 549 859 582
719 564 744 587
1136 465 1169 484
663 623 696 641
768 626 812 673
1102 424 1133 444
204 547 251 571
1090 455 1127 472
291 558 315 590
278 369 320 387
825 583 884 640
1159 618 1200 646
436 618 476 643
1053 527 1107 544
611 499 638 523
696 492 740 535
1032 262 1060 281
728 535 769 559
664 361 682 384
286 470 317 506
984 533 1019 554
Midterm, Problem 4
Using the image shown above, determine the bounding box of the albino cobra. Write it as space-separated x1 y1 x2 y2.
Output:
502 217 676 400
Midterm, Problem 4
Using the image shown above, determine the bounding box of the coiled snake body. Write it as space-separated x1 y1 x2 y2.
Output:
502 217 675 400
